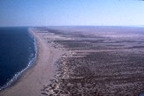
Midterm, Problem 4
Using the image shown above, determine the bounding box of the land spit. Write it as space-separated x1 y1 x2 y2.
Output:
1 26 144 96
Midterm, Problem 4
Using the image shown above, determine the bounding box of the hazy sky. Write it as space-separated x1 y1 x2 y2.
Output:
0 0 144 26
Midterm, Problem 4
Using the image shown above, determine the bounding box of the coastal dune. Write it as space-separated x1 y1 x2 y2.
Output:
0 29 64 96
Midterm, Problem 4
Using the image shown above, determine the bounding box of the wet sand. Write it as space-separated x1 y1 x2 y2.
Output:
0 28 65 96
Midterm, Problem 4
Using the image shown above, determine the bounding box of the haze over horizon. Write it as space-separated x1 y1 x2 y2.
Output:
0 0 144 27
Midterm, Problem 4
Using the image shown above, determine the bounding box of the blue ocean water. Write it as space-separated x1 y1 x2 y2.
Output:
0 27 36 90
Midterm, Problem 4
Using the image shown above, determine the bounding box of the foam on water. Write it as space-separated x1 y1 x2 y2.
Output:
0 29 37 91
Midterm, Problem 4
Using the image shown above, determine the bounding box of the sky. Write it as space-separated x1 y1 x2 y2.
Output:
0 0 144 27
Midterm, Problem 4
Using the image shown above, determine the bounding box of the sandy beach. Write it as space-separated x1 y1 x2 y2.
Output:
1 27 144 96
0 28 65 96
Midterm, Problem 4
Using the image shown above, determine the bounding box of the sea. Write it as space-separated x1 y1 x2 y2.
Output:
0 27 37 90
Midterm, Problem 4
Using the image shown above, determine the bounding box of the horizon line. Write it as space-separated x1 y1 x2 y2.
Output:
0 25 144 27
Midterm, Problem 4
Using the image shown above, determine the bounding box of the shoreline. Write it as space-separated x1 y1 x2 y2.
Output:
0 29 37 91
1 27 144 95
0 28 64 96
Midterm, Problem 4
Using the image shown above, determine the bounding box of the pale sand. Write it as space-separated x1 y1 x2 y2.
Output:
0 30 64 96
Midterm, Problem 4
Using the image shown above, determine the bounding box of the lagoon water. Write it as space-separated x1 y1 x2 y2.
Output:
0 27 36 90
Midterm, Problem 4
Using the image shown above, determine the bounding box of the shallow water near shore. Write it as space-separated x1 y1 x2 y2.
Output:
0 27 36 90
